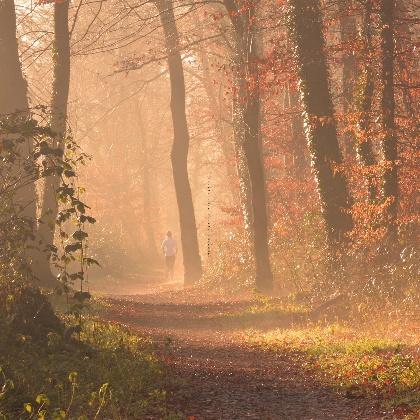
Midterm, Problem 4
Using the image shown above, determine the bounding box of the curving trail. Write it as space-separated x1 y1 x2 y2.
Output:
104 293 394 420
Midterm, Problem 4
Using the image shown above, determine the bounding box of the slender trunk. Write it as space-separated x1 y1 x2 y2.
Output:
379 0 398 238
357 0 377 202
37 0 70 284
199 48 236 204
338 0 357 158
155 0 202 285
138 111 158 260
224 0 273 291
191 141 201 196
222 1 254 238
232 74 254 236
244 29 273 291
286 0 353 246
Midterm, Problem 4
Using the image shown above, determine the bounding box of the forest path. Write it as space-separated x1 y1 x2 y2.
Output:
104 295 393 420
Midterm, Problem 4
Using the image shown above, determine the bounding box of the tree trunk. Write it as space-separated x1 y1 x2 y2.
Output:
199 48 237 204
224 0 273 292
232 74 254 237
138 110 159 261
286 0 353 246
357 0 377 202
0 0 32 208
380 0 398 238
338 0 357 158
394 0 416 124
0 0 37 277
0 0 28 116
37 0 71 285
289 85 307 178
155 0 202 286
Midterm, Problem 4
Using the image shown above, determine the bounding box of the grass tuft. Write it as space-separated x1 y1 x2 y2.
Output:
245 323 420 416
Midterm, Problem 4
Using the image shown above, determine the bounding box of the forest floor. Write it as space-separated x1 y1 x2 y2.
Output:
102 286 419 419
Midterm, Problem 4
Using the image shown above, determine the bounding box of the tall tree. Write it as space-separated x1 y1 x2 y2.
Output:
38 0 71 283
0 0 28 116
379 0 398 238
138 108 159 261
287 82 307 179
338 0 357 158
199 47 237 204
155 0 202 286
357 0 377 202
223 0 273 292
286 0 353 246
0 0 38 275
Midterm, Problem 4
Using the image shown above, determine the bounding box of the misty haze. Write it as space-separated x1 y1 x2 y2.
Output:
0 0 418 418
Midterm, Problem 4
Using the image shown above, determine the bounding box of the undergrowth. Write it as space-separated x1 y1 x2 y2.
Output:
245 323 420 417
0 291 175 419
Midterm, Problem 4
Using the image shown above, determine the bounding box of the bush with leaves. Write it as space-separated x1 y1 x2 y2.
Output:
0 316 170 419
0 108 97 294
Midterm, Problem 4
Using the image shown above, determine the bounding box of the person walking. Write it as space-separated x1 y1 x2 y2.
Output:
161 231 177 281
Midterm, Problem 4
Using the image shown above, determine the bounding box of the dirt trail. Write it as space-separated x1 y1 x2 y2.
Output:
105 295 395 420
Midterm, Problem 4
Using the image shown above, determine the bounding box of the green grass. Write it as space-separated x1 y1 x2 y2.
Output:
215 296 308 324
245 324 420 416
0 317 173 419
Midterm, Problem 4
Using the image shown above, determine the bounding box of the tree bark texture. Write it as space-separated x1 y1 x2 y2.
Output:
156 0 202 286
224 0 273 291
286 0 353 246
357 0 377 202
37 0 71 284
0 0 41 282
380 0 398 238
199 48 237 204
289 85 307 178
0 0 35 222
338 0 357 159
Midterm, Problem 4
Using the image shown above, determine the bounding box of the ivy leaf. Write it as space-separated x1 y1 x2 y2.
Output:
64 242 82 253
79 215 96 224
77 203 86 214
64 169 76 177
70 272 84 281
72 230 88 241
84 257 100 267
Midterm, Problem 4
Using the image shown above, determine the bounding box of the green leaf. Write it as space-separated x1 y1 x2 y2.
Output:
64 169 76 178
64 243 82 253
77 203 86 214
35 394 50 406
84 257 100 267
72 230 88 241
79 215 96 224
46 244 58 253
68 372 78 384
70 272 84 281
52 409 67 420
